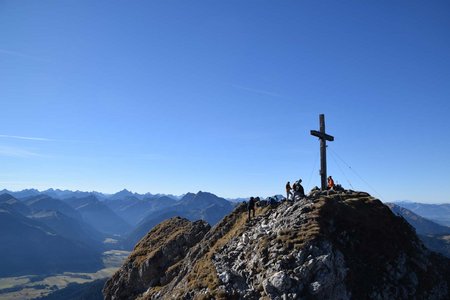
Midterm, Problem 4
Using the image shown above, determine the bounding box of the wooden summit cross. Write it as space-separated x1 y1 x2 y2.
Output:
310 114 334 191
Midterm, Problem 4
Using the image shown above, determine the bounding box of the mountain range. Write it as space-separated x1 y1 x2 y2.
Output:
0 194 103 276
2 187 450 299
124 191 235 249
103 195 177 226
0 189 237 278
386 202 450 258
62 195 133 236
0 188 180 202
393 201 450 227
386 203 450 236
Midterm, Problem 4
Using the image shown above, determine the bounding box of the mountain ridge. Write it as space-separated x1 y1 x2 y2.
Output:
104 189 450 299
386 203 450 236
387 203 450 258
0 188 181 202
62 195 132 235
123 191 235 249
0 203 103 277
393 201 450 227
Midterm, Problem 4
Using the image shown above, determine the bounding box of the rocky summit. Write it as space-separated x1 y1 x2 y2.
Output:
103 190 450 300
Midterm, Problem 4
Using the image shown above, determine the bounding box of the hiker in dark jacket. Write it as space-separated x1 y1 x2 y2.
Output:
248 197 256 220
292 179 305 200
286 181 292 200
297 179 305 197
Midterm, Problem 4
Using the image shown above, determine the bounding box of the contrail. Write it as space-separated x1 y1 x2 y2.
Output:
0 49 48 62
0 134 53 142
0 146 41 158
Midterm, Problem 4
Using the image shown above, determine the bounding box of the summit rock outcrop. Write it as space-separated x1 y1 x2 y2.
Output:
104 190 450 300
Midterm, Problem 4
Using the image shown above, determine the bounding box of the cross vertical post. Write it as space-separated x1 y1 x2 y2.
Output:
310 114 334 190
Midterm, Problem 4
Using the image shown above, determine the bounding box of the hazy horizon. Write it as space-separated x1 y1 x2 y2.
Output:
1 186 450 204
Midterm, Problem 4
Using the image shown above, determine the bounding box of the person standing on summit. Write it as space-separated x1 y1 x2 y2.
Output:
286 181 292 200
248 197 256 221
296 179 305 197
327 176 335 190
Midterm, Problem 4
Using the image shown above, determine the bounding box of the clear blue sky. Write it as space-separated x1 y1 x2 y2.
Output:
1 1 449 202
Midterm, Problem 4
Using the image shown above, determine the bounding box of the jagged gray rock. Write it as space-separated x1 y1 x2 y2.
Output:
210 199 350 300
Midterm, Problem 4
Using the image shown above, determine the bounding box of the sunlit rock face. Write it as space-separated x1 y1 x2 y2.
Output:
103 217 210 300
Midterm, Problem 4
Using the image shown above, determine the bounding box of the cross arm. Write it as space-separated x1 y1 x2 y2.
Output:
310 130 334 141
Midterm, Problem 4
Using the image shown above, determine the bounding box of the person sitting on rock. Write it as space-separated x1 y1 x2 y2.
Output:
334 183 344 192
248 197 256 221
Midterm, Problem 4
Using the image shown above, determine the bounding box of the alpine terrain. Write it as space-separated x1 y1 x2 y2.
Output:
103 189 450 299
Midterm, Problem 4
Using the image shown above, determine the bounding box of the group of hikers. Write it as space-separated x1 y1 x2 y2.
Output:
247 175 336 221
285 179 305 201
285 176 335 200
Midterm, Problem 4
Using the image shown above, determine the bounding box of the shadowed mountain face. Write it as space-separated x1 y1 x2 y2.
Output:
63 195 132 236
0 193 31 216
0 190 236 284
387 203 450 258
394 201 450 227
104 196 176 226
3 193 107 250
24 195 82 221
36 279 106 300
386 203 450 235
104 190 450 300
123 191 234 249
173 191 235 225
418 234 450 259
29 210 105 251
0 207 102 277
0 190 234 270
